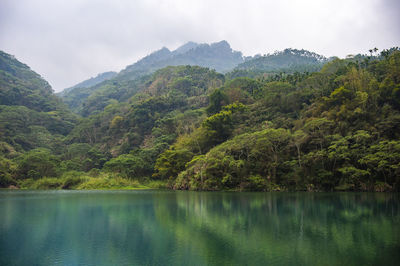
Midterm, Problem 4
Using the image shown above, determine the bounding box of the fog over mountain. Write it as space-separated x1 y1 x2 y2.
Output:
117 40 244 81
58 72 117 97
58 41 333 115
0 0 399 92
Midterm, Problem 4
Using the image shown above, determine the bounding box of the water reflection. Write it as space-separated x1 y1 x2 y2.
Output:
0 191 399 265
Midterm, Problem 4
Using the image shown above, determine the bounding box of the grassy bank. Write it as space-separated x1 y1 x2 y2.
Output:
15 171 168 190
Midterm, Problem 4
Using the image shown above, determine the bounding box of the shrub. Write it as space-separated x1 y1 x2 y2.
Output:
31 178 63 189
241 175 267 191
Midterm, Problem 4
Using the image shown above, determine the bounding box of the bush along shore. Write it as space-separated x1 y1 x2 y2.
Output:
10 172 168 190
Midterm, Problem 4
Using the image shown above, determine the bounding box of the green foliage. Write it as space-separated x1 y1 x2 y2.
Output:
174 128 292 190
158 50 400 191
231 48 327 77
2 48 400 191
30 177 65 189
66 66 223 159
206 89 228 115
16 173 149 190
224 77 264 101
61 47 228 115
202 103 246 146
103 153 152 178
358 140 400 190
75 175 145 190
153 147 194 180
0 105 74 151
15 149 60 179
0 51 60 112
58 71 117 97
0 155 17 187
60 144 110 172
0 51 77 154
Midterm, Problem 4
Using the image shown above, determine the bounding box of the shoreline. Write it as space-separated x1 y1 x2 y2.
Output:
2 187 397 192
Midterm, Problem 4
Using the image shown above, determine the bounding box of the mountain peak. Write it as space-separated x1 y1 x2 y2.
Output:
234 48 327 74
159 46 170 52
173 42 199 54
119 40 244 79
211 40 231 49
59 71 117 96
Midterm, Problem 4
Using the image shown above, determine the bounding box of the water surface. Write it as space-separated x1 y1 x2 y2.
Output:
0 191 399 265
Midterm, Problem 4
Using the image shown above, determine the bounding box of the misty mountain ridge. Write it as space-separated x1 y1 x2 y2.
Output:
59 41 329 114
0 50 57 111
58 71 117 97
0 50 77 152
59 40 244 112
172 41 199 55
234 48 328 73
63 42 328 96
117 40 243 81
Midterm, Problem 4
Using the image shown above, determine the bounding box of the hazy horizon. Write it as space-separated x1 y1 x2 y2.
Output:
1 0 399 92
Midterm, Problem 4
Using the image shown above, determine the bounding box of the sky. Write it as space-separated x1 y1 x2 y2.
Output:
0 0 399 92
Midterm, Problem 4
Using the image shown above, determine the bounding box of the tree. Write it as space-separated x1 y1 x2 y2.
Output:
103 154 150 178
206 89 228 115
292 130 308 167
15 148 60 179
153 147 193 180
0 156 16 187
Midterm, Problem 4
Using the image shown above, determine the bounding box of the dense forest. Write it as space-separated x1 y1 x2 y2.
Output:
0 44 399 191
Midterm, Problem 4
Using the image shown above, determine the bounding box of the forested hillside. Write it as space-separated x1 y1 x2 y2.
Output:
60 44 329 118
0 51 77 152
60 41 243 115
1 51 61 111
1 47 399 191
118 40 243 79
165 50 400 192
227 48 329 79
58 71 117 97
0 51 78 187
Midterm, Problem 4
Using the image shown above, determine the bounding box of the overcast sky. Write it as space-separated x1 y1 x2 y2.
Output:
0 0 399 92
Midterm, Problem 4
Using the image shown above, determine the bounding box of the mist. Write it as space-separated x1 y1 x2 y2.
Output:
0 0 399 91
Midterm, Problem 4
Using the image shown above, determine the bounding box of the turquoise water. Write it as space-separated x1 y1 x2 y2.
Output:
0 191 399 266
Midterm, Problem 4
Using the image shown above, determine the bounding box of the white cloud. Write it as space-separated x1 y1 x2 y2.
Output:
0 0 399 91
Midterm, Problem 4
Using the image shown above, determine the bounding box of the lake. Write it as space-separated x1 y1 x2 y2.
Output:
0 191 399 265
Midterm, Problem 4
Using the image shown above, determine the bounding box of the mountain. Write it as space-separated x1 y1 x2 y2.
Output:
66 50 400 191
228 48 329 78
58 71 117 96
61 40 244 115
2 46 400 191
0 50 77 152
67 65 225 155
172 41 199 55
0 51 57 111
118 40 243 80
